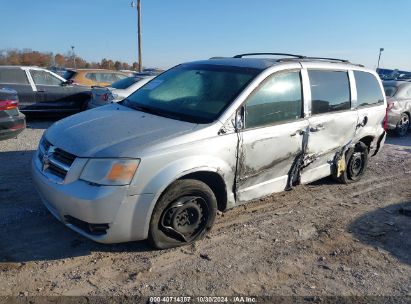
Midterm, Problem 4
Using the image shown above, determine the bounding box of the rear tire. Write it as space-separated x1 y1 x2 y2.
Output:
395 113 410 137
337 142 369 184
148 179 217 250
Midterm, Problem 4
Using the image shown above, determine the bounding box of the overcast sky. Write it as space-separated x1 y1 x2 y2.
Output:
1 0 410 71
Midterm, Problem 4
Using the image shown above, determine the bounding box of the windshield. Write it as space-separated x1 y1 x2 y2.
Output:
124 64 260 123
383 85 397 97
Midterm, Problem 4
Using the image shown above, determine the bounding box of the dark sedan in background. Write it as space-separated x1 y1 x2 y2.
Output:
0 66 90 115
0 88 25 140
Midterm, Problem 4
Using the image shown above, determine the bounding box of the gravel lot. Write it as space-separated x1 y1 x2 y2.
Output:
0 118 410 300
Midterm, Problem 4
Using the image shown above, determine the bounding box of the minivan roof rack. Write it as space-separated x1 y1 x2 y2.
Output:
233 53 353 64
300 56 349 63
233 53 305 59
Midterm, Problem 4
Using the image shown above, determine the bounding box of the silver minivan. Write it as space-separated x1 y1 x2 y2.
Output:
32 53 387 249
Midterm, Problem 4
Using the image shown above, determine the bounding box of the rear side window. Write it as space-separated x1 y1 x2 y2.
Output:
0 69 29 84
245 71 302 128
308 70 350 115
354 71 384 107
85 73 97 81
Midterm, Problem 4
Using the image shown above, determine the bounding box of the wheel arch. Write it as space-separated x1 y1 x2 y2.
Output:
358 135 374 152
179 171 228 212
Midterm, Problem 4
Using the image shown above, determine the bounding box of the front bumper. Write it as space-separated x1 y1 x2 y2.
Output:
31 154 155 243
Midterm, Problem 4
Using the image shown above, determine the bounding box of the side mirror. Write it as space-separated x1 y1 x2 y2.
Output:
62 79 74 86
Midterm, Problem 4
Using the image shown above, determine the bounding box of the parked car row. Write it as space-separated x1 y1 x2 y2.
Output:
32 53 389 248
0 65 158 140
0 66 90 114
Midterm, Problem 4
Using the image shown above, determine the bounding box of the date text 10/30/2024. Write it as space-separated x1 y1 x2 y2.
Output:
149 296 258 303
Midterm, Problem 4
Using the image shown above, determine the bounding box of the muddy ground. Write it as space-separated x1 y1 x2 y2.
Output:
0 119 410 300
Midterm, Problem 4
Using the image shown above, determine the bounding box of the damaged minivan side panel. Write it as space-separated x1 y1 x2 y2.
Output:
351 70 387 155
235 68 309 203
230 62 386 204
299 67 359 184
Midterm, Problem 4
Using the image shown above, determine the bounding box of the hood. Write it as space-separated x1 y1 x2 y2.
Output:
45 104 198 158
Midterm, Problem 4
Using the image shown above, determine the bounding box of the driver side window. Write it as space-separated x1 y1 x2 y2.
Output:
244 70 303 128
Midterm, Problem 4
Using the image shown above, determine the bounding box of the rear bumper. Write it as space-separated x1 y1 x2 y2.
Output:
385 109 403 130
0 112 26 140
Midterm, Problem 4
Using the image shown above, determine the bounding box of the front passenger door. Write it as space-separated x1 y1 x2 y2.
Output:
236 70 309 203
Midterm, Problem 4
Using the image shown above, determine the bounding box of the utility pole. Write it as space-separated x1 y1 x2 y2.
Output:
377 48 384 72
71 46 76 69
131 0 142 72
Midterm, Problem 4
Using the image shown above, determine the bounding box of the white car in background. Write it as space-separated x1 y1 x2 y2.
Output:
88 76 154 108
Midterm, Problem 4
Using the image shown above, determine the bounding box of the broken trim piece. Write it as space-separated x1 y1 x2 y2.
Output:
286 126 310 190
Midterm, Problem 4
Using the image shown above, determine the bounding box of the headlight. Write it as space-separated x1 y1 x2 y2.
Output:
80 158 140 186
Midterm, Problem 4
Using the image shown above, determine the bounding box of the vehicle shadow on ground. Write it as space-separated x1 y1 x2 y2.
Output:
0 206 153 263
0 150 152 263
348 202 411 266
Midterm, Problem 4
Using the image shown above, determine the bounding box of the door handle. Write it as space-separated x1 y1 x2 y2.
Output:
310 124 325 132
37 89 46 93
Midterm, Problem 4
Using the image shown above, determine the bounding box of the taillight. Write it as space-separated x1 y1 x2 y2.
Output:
383 101 394 130
0 99 18 111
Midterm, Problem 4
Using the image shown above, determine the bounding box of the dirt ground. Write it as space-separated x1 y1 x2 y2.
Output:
0 119 410 300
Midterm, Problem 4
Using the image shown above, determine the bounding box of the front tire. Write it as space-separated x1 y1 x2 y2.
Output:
337 142 369 184
148 179 217 249
395 113 410 137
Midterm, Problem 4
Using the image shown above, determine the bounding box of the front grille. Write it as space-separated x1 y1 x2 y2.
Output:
54 148 76 165
38 138 76 181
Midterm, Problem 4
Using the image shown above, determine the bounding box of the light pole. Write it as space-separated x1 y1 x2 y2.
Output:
71 46 76 69
131 0 142 72
377 48 384 72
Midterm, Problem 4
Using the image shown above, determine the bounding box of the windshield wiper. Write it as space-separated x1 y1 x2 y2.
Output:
123 99 185 121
